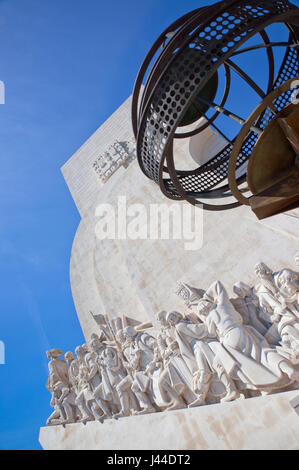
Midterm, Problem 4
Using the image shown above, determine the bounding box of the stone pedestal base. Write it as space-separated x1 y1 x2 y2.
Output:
39 390 299 450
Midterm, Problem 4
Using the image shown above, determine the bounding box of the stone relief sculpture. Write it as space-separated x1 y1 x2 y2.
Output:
93 139 136 184
197 282 298 395
45 254 299 426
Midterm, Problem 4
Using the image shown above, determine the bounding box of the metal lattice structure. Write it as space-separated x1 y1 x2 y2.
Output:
132 0 299 213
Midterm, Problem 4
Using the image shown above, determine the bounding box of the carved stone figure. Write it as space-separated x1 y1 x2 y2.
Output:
73 345 99 422
46 382 65 426
253 262 281 315
231 282 270 336
46 380 78 426
121 326 157 415
64 350 91 423
46 349 69 389
99 340 139 417
65 351 79 392
46 350 78 425
149 311 197 410
84 338 114 419
197 281 299 394
270 269 299 362
275 269 299 310
108 329 142 418
166 311 239 406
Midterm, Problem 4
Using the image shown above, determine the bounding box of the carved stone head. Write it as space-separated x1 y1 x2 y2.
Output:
156 310 167 327
123 326 137 342
254 262 273 279
275 269 299 296
89 338 100 353
90 333 100 341
233 281 251 298
166 311 183 326
65 351 75 365
75 345 85 359
89 334 103 352
46 349 64 360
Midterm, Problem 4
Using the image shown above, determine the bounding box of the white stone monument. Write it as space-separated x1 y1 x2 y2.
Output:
39 94 299 450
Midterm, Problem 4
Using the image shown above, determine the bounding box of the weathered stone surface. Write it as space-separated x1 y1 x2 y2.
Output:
39 390 299 450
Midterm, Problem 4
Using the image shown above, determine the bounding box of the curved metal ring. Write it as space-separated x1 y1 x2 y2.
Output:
228 76 299 205
135 0 299 210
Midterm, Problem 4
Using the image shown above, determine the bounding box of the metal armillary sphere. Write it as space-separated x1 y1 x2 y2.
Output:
132 0 299 219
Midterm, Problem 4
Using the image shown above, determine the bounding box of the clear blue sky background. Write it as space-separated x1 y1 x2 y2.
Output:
0 0 298 450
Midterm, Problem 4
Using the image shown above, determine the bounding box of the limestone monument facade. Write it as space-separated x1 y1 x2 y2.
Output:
39 95 299 450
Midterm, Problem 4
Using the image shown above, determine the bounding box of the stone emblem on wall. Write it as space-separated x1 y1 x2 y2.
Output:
45 254 299 426
93 139 136 184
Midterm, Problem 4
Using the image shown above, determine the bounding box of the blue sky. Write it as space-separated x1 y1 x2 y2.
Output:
0 0 298 450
